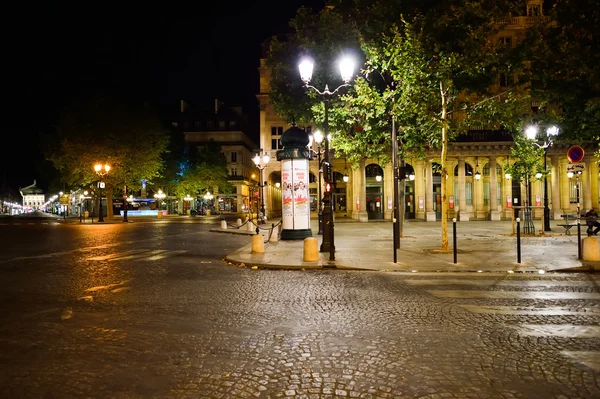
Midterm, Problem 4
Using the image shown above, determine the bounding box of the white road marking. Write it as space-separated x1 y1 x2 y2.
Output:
407 279 598 287
428 290 600 300
561 351 600 373
458 305 600 316
516 324 600 339
87 249 150 261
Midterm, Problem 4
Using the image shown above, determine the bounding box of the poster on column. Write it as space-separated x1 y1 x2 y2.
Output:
293 161 310 229
281 160 293 227
535 194 541 206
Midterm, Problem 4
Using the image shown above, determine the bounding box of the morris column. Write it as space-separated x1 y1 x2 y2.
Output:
277 125 314 240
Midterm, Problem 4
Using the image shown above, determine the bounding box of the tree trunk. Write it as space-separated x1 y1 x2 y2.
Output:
440 81 449 251
106 187 114 219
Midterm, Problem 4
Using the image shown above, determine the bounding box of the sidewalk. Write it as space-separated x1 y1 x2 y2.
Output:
218 218 600 273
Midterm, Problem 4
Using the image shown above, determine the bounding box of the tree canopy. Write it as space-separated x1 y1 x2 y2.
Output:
267 0 531 249
44 93 170 217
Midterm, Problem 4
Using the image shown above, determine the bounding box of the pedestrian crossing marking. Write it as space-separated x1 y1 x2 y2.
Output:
561 351 600 373
407 279 597 287
428 290 600 300
516 324 600 339
87 249 188 262
458 305 600 316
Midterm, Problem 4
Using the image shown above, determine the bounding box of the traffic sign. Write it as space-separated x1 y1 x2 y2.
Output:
566 163 585 173
567 146 584 163
59 194 69 205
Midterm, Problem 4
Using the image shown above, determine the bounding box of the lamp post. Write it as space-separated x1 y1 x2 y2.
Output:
525 125 558 232
184 194 193 215
154 189 166 218
253 150 270 224
567 170 583 259
299 55 355 260
312 129 325 235
94 163 110 222
203 191 214 216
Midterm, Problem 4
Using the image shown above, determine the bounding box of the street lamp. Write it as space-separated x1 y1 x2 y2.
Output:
525 124 558 232
184 194 193 215
312 129 325 235
154 189 166 218
299 55 355 260
253 150 270 224
94 163 110 222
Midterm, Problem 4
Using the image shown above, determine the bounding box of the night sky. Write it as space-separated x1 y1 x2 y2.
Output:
3 1 324 190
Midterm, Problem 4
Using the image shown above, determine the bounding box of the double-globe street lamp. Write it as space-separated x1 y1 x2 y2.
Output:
253 151 270 224
299 55 354 261
525 125 559 232
94 163 110 222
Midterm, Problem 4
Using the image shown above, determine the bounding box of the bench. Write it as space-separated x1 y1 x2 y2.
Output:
558 214 579 235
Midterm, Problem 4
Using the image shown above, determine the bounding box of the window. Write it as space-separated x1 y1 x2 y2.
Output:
497 182 502 205
231 168 237 176
528 5 540 16
466 182 473 205
271 126 283 135
569 180 580 203
306 126 312 134
229 120 236 128
271 138 282 150
231 152 237 162
499 73 510 87
219 121 225 128
483 182 490 205
206 121 214 129
498 37 512 47
183 122 189 129
194 121 201 129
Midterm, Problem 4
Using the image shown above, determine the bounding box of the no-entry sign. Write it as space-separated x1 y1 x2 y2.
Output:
567 146 585 163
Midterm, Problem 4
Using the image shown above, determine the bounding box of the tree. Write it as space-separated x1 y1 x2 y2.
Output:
524 0 600 153
268 0 530 250
175 140 231 201
45 93 170 218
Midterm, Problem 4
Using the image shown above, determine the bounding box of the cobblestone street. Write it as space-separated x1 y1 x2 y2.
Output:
0 221 598 398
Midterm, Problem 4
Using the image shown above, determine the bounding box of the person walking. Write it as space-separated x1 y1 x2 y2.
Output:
585 208 600 235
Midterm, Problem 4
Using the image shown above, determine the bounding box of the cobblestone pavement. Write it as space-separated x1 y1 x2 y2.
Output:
0 221 599 398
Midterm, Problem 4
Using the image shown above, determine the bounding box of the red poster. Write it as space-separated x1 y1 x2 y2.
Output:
356 197 360 210
506 195 512 208
449 195 454 209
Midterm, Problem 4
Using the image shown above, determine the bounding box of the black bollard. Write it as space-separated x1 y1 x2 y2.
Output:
516 218 521 263
453 218 457 264
577 219 582 260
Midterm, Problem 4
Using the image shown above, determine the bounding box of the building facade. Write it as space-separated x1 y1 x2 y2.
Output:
19 180 45 212
177 100 260 216
256 0 599 224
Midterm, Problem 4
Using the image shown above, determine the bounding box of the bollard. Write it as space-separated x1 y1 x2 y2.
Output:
220 220 228 230
269 223 279 242
236 218 242 226
582 237 600 262
303 237 319 262
452 218 457 264
577 219 582 260
516 217 521 263
251 234 264 253
247 221 255 232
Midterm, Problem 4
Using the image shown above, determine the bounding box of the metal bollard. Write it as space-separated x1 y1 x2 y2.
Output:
452 218 457 264
516 217 521 263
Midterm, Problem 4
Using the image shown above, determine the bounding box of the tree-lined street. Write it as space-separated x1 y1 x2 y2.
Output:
0 218 598 397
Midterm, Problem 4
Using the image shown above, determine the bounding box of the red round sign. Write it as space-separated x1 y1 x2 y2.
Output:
567 146 585 163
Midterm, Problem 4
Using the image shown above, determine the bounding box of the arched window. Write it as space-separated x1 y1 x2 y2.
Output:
365 164 383 178
454 163 474 177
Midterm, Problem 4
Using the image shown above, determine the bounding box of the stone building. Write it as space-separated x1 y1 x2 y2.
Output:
177 99 260 216
19 180 45 212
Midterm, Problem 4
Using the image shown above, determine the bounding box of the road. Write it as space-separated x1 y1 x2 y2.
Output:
0 217 598 398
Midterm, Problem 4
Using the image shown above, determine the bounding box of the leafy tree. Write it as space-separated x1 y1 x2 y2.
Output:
504 134 545 212
268 0 530 250
175 139 231 200
44 93 170 218
524 0 600 153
